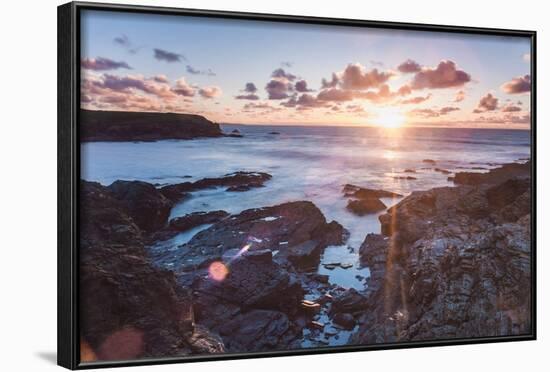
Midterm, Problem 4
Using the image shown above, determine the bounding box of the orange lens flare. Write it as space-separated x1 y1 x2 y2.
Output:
208 261 229 281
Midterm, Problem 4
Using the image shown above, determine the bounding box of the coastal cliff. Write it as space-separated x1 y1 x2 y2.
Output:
80 109 223 142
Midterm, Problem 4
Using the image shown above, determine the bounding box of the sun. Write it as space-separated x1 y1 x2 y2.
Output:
374 107 406 129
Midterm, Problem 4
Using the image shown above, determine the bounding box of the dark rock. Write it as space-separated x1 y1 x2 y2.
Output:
434 168 452 175
330 288 369 315
393 176 417 180
269 131 281 135
352 164 532 344
227 129 244 138
347 198 386 215
217 310 299 352
79 180 224 360
422 159 437 164
453 161 530 185
160 171 272 201
332 313 356 330
193 251 304 313
106 180 173 233
343 184 403 199
167 201 347 272
169 210 229 232
403 169 417 173
80 109 223 142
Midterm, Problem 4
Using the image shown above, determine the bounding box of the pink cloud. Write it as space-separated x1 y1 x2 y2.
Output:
411 60 471 89
501 75 531 94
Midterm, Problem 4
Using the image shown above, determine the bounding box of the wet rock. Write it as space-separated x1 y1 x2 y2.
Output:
79 180 223 360
218 310 298 352
453 161 530 185
169 210 229 232
393 176 417 180
422 159 437 164
404 169 417 173
333 313 356 330
434 168 452 175
347 198 386 215
172 201 347 271
227 129 243 138
107 180 173 232
343 184 402 199
269 131 281 135
160 171 272 201
352 164 532 344
330 288 369 315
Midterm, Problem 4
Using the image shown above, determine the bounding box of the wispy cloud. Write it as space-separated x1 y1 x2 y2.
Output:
154 48 185 63
81 57 132 71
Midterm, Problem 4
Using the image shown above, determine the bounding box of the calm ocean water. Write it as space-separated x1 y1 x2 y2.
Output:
81 125 530 291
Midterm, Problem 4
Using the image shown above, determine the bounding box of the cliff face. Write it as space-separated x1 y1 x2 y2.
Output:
353 162 532 344
80 109 222 142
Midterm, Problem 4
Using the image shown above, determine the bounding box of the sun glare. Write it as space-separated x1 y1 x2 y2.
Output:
374 107 406 129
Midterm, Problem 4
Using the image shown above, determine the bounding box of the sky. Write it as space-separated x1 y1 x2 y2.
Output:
80 10 532 129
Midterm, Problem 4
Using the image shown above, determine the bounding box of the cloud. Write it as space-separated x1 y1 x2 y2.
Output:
321 73 339 89
113 34 131 47
370 60 385 67
271 68 297 81
235 82 260 100
474 93 499 113
81 57 132 71
501 75 531 94
113 34 141 54
244 82 257 93
523 53 531 62
281 61 293 68
153 75 168 83
198 86 222 99
265 79 292 100
411 60 471 89
409 106 460 118
154 48 184 63
401 94 432 104
397 59 421 73
339 64 393 90
317 88 355 102
454 90 466 102
186 65 216 76
439 106 460 115
172 77 196 97
295 80 314 92
502 104 522 112
236 94 260 100
397 85 412 96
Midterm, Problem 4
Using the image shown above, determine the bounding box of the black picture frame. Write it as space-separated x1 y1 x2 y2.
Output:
58 1 537 369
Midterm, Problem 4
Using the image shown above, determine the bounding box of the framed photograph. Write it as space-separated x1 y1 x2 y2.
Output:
58 1 536 369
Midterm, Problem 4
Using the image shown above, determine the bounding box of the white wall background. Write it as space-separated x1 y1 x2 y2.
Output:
0 0 547 370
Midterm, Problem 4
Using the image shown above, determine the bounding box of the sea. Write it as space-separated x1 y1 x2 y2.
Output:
81 125 531 292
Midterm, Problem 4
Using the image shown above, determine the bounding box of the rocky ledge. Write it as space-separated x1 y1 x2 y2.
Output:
342 184 402 216
160 171 272 202
351 162 532 344
80 109 223 142
80 177 350 357
79 181 224 362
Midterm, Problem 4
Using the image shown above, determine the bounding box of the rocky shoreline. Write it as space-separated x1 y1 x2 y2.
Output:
79 159 532 360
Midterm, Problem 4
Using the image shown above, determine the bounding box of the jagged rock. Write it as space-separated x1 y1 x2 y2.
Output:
161 201 347 272
333 313 356 330
453 161 530 185
169 210 229 232
107 180 173 232
160 171 272 201
347 198 386 215
330 288 369 315
217 310 299 352
343 184 403 199
79 180 224 360
352 165 532 344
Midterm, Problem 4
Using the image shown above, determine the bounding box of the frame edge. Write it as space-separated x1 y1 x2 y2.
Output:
58 1 78 370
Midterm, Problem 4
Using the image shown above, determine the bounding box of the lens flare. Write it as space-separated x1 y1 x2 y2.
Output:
208 261 229 281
